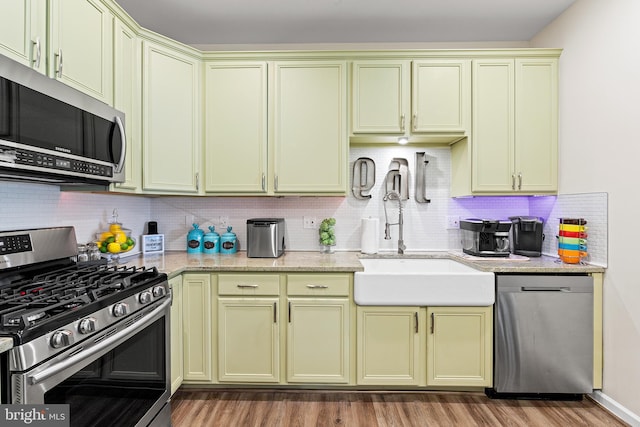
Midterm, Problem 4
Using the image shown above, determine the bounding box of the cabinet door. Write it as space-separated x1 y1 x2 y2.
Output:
471 59 515 192
182 274 213 382
351 61 409 134
169 275 183 394
112 19 141 192
218 297 280 383
287 298 350 383
204 62 268 193
49 0 113 104
0 0 46 73
515 58 558 193
357 306 423 385
273 61 347 194
142 41 201 193
412 59 470 133
427 306 493 387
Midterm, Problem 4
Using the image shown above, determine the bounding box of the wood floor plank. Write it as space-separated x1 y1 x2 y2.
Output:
171 389 628 427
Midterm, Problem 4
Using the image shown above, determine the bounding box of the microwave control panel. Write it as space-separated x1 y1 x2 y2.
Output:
0 144 113 178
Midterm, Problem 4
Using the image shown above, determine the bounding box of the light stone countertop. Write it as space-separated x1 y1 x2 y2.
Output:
121 250 605 278
0 337 13 354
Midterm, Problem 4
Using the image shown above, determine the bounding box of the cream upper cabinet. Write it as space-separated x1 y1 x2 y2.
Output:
470 58 558 194
350 59 470 143
412 60 470 133
357 306 424 386
351 60 410 134
272 61 347 194
111 18 141 193
169 275 184 395
514 58 558 193
204 62 268 193
142 41 201 193
49 0 113 105
0 0 47 74
286 274 351 384
182 274 214 383
426 306 493 387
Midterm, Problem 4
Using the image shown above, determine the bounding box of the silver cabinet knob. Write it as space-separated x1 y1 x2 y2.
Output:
50 330 74 349
77 317 96 334
152 285 166 298
138 291 153 304
112 302 129 317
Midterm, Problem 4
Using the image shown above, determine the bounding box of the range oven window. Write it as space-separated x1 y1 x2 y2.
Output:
44 318 166 427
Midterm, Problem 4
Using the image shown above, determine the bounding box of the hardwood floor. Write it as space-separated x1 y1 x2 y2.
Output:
171 389 627 427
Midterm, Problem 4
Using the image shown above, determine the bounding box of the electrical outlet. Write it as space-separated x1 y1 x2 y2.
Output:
303 216 317 229
219 216 229 228
185 215 194 226
446 216 460 230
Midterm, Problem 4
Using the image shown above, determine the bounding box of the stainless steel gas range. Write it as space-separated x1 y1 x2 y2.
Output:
0 227 171 427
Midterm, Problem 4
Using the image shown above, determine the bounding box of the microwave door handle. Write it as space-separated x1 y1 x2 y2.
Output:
114 116 126 174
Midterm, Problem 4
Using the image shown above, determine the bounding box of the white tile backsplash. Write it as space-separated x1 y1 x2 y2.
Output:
0 155 608 264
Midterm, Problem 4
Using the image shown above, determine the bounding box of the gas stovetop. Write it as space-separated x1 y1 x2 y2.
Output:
0 226 168 371
0 261 165 341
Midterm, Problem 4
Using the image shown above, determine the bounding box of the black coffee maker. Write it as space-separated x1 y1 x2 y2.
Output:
509 216 544 257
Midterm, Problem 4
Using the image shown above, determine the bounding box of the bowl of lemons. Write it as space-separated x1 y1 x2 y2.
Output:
96 219 136 256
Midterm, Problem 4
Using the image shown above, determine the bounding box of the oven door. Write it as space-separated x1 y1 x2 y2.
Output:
11 298 171 427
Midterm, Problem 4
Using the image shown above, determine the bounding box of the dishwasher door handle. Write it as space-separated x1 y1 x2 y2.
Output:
521 286 571 292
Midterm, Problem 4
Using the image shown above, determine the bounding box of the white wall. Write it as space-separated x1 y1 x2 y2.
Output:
531 0 640 419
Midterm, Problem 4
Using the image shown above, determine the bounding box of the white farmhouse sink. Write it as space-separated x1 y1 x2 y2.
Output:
354 258 495 306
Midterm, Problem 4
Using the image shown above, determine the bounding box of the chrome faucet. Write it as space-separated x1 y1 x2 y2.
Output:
383 191 406 254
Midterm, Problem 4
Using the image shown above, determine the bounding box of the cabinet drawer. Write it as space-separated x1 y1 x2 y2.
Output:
218 274 280 296
287 274 350 297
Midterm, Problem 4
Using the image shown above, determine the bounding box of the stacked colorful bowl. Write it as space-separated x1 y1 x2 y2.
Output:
558 218 588 264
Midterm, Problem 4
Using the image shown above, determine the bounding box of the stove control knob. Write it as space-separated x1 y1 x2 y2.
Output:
138 291 152 304
112 302 130 317
152 285 167 298
50 330 74 349
78 317 97 334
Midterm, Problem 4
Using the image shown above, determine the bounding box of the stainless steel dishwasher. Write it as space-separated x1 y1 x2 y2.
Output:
491 274 593 398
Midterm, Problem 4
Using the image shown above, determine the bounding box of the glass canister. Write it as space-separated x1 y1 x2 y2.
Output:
187 223 204 253
203 226 220 254
87 242 101 261
77 244 89 262
220 226 237 254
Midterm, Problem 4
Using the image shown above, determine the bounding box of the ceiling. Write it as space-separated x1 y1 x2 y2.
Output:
114 0 577 47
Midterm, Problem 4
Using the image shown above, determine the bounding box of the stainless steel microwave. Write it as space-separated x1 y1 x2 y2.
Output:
0 54 126 187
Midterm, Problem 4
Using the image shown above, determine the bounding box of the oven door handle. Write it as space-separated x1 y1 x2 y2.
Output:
29 298 170 386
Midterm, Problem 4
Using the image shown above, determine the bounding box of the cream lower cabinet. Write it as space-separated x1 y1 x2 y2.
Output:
217 274 281 383
470 58 558 194
182 273 214 383
357 306 424 386
426 306 493 387
169 275 184 394
286 274 351 384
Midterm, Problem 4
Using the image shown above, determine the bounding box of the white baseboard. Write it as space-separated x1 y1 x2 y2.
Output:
590 390 640 426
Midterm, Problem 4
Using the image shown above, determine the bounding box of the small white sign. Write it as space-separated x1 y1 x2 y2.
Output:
142 234 165 254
